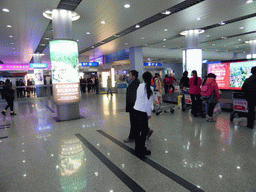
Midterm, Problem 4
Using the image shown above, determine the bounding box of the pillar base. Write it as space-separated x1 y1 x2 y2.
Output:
56 103 80 121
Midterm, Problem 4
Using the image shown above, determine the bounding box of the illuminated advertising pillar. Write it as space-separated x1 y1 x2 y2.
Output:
181 29 204 77
246 40 256 59
44 9 81 121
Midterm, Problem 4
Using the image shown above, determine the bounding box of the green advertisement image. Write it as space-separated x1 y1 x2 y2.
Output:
49 40 79 84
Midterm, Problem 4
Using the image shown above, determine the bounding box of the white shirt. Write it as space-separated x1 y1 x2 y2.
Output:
133 83 154 116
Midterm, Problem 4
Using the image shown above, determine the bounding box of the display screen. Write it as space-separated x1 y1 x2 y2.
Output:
208 60 256 90
49 40 80 104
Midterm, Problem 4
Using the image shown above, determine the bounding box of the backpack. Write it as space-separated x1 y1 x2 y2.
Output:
201 84 210 100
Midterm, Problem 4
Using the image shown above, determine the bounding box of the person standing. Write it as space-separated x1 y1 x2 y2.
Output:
188 70 202 117
168 73 177 93
163 75 170 94
201 73 220 122
179 71 189 90
124 70 141 143
242 66 256 128
107 76 112 96
1 79 17 116
133 71 154 156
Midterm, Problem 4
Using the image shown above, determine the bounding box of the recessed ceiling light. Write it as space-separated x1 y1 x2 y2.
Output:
220 21 225 25
135 24 140 28
86 32 90 34
124 4 130 8
45 37 50 40
41 44 46 46
77 39 79 42
125 43 128 45
2 8 10 12
196 17 201 21
114 34 120 37
91 46 95 48
7 25 12 28
162 10 171 15
246 0 253 3
163 46 166 47
101 21 106 24
9 35 13 38
222 37 227 39
164 29 168 31
212 44 215 46
238 39 241 41
101 41 105 44
141 37 145 39
163 39 166 41
206 35 210 37
240 27 244 29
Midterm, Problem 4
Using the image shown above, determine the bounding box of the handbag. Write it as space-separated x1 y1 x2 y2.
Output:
208 92 217 103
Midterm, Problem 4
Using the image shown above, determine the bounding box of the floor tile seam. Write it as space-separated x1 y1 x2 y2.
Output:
75 133 146 192
96 130 205 192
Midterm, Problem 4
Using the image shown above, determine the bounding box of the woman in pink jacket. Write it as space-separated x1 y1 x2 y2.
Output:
189 70 202 117
201 73 220 121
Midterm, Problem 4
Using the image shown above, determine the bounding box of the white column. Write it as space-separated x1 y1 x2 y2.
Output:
44 9 81 121
247 40 256 59
129 47 143 82
181 29 204 77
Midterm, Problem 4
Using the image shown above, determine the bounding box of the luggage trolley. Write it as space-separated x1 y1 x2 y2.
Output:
182 88 192 112
230 91 248 122
153 91 175 116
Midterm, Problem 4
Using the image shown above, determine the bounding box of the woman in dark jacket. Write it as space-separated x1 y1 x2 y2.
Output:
180 71 189 89
1 79 17 116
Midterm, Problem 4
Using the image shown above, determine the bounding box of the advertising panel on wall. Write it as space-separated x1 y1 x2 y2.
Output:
208 60 256 90
49 40 80 104
34 69 44 85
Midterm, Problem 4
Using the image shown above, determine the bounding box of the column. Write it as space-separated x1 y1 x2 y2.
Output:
129 47 143 82
247 40 256 59
43 9 81 121
32 53 45 97
181 29 204 77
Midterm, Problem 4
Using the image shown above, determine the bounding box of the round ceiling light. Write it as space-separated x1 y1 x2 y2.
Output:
7 25 12 28
135 24 140 28
2 8 10 12
43 9 80 21
86 32 90 35
101 21 106 24
162 10 171 15
180 29 205 35
124 4 130 8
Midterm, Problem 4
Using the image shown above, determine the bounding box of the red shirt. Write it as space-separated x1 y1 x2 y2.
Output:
188 76 202 95
168 77 176 85
163 77 170 85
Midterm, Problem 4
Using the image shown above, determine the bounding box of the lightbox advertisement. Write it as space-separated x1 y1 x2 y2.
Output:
208 60 256 90
49 40 80 104
34 69 44 85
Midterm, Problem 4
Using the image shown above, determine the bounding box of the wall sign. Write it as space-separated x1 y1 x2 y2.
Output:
79 62 99 67
144 62 163 67
30 63 48 68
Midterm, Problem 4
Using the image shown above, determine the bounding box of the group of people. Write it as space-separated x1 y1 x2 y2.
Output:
80 76 99 94
163 73 177 94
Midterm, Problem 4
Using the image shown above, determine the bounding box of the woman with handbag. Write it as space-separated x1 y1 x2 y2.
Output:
201 73 220 122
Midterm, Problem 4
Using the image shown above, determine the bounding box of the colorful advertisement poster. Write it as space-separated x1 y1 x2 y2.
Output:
34 69 44 85
208 62 230 89
208 60 256 90
230 61 256 88
49 40 80 104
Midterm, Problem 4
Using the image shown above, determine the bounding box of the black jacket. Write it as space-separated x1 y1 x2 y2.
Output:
242 74 256 102
3 84 15 99
126 78 140 112
180 76 189 88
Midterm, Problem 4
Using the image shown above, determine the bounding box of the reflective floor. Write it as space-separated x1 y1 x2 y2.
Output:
0 92 255 192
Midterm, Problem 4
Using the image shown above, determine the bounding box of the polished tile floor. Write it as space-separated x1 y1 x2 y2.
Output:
0 92 255 192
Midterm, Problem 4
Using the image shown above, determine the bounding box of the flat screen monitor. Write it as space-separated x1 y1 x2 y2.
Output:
207 60 256 90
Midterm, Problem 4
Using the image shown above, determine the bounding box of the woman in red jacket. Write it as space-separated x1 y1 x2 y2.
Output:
163 75 170 94
189 70 202 117
201 73 220 121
